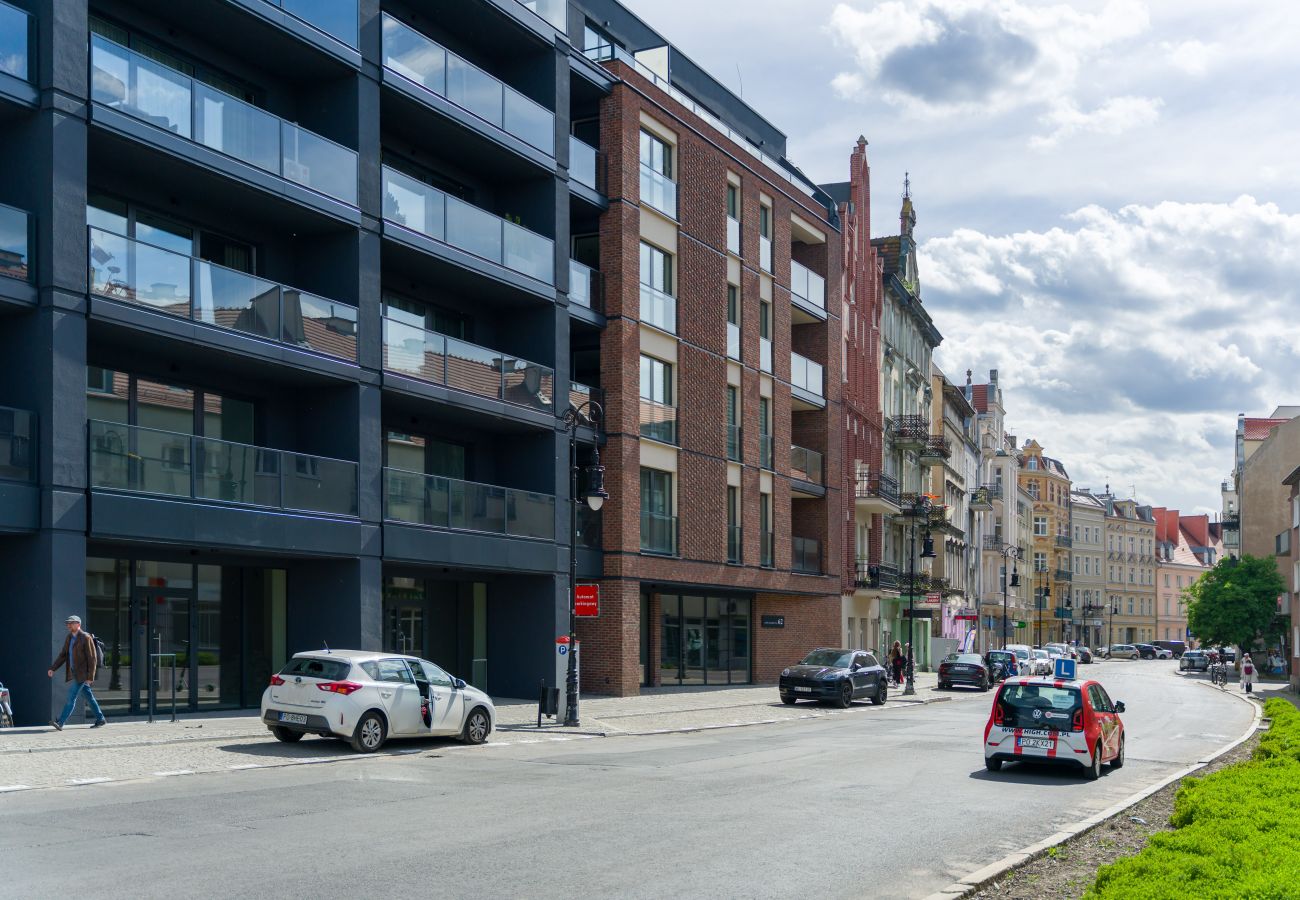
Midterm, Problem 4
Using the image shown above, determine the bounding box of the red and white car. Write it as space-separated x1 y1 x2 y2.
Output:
983 676 1126 779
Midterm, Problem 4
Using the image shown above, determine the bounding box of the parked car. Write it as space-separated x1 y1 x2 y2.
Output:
1153 640 1188 658
1006 644 1034 675
1152 646 1173 660
985 650 1020 682
1134 643 1159 660
1077 647 1094 664
261 650 496 752
1031 649 1053 675
0 681 12 728
940 653 992 691
984 676 1127 779
779 648 888 708
1047 643 1078 662
1108 644 1140 660
1179 650 1210 672
1220 647 1237 663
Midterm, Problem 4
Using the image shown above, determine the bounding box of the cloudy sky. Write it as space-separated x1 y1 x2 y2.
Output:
621 0 1300 514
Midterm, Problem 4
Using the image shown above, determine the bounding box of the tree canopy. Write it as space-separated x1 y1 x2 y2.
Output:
1186 554 1286 653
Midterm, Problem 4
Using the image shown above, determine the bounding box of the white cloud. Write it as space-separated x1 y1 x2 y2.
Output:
1030 96 1163 149
1161 39 1220 76
923 195 1300 511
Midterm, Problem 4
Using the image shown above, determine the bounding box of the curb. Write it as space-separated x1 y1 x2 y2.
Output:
921 685 1264 900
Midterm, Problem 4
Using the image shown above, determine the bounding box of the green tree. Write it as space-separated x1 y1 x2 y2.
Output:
1186 555 1285 658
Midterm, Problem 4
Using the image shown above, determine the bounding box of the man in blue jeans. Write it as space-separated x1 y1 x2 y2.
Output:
47 615 106 730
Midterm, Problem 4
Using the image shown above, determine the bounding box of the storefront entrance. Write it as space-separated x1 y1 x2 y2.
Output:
383 576 488 687
655 593 751 686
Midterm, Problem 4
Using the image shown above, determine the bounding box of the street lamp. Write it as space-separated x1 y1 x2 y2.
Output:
987 540 1019 651
561 400 607 727
1036 570 1051 649
1108 598 1119 654
903 495 936 696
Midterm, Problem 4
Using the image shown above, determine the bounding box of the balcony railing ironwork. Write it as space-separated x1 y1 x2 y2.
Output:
919 435 951 461
569 259 603 312
90 228 359 361
382 166 554 283
887 414 929 447
792 536 821 574
639 163 677 218
640 510 677 556
384 467 554 540
855 470 901 507
0 201 32 283
969 487 994 510
0 404 35 483
1053 568 1073 582
88 420 358 516
639 399 677 444
790 445 823 485
1055 535 1073 548
854 560 900 590
382 316 555 413
91 35 358 205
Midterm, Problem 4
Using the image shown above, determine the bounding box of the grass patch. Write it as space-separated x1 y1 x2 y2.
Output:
1085 699 1300 898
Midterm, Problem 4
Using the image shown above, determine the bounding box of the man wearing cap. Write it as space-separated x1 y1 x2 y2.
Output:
47 615 105 731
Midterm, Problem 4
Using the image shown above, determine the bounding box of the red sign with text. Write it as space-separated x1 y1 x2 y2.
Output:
575 584 599 618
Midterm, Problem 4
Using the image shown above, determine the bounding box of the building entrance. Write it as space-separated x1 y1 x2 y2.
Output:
655 593 751 686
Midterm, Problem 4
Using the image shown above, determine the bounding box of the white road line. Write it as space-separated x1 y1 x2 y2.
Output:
67 777 112 786
0 785 32 793
227 764 262 770
152 770 194 777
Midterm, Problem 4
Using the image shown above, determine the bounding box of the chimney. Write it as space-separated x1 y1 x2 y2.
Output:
990 368 999 384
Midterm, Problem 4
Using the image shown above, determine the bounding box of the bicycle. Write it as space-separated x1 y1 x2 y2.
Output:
1210 662 1228 689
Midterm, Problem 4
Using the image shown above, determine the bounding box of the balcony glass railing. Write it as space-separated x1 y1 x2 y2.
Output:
0 202 32 282
727 525 742 564
381 15 554 155
759 434 773 470
0 1 31 81
569 259 602 311
274 0 359 49
761 531 774 567
569 135 600 190
0 405 35 482
639 281 676 333
515 0 567 31
640 510 677 556
90 36 357 205
382 316 555 413
384 467 555 540
639 163 677 218
88 420 358 516
759 337 772 373
790 260 825 311
382 166 554 284
577 503 602 550
88 228 359 361
568 382 605 419
725 424 741 461
759 235 772 272
726 321 741 360
639 398 677 444
726 216 740 255
790 445 823 485
790 352 824 398
793 536 820 574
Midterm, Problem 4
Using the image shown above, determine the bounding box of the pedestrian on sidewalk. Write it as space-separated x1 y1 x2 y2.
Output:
47 615 105 731
1240 653 1255 694
889 640 904 685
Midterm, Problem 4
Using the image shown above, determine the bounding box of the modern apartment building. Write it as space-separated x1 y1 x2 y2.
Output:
1102 494 1157 645
0 0 841 723
1018 440 1072 645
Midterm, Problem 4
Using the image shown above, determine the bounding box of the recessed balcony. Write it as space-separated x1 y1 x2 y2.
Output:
790 444 824 494
792 536 821 574
790 352 825 409
569 135 604 194
789 260 827 323
569 259 603 314
384 467 555 541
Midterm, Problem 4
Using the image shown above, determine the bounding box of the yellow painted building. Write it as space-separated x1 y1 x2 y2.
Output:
1017 440 1073 645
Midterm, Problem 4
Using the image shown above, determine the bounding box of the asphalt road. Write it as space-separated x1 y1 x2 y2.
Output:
0 661 1253 900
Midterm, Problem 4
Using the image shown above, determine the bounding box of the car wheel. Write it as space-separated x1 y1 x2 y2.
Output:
1085 743 1103 780
872 682 887 706
350 711 387 753
837 680 854 709
981 676 990 692
939 681 948 690
1110 736 1125 769
781 694 798 706
271 726 304 744
461 706 491 745
985 757 1002 772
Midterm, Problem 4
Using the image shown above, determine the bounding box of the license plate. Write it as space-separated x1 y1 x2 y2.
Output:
1017 737 1053 750
278 712 307 725
794 687 813 693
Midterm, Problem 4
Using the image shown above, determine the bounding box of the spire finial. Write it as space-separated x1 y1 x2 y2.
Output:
903 171 911 200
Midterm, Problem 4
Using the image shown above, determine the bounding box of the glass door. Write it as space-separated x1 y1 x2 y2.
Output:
681 595 705 684
660 594 681 684
133 561 197 713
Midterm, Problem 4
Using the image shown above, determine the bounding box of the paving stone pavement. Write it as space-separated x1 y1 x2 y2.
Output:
0 671 968 792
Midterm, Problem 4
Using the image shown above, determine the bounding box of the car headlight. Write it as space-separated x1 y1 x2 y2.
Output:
781 668 791 678
821 672 841 680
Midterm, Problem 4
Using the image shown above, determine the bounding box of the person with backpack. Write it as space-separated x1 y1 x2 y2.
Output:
1240 653 1256 694
46 615 106 730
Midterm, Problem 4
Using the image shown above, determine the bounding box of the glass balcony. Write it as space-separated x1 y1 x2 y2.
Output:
727 525 742 564
0 202 32 282
759 235 772 272
790 260 826 311
90 36 358 206
382 166 554 283
759 434 773 470
790 352 824 398
569 135 601 191
0 405 35 482
790 445 823 485
759 337 772 373
88 420 358 516
792 536 821 574
569 259 602 311
568 382 605 418
639 282 676 333
640 510 677 556
639 399 677 444
0 1 31 81
385 467 554 540
725 425 741 462
577 503 602 549
639 163 677 218
273 0 359 48
726 321 741 360
726 216 740 255
382 316 555 414
515 0 567 31
381 15 554 155
88 228 359 361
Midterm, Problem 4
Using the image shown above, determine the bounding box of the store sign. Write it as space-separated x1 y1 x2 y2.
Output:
574 584 599 617
911 592 941 610
761 615 785 628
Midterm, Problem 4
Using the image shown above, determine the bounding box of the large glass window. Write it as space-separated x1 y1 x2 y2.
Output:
657 593 750 685
640 467 674 555
639 130 671 179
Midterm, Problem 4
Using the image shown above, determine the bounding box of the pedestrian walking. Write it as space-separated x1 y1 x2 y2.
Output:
47 615 105 731
889 640 905 685
1241 653 1256 694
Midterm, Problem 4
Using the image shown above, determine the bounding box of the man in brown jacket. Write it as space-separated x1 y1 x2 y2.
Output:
47 615 106 730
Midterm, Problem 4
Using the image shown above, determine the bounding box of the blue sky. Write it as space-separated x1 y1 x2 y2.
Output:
622 0 1300 514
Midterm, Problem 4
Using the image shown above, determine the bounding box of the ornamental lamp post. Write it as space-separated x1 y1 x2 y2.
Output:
561 400 607 727
904 494 936 696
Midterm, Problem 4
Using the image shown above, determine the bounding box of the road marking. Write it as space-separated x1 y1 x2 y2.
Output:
67 777 112 786
227 764 262 770
152 770 194 777
0 785 32 793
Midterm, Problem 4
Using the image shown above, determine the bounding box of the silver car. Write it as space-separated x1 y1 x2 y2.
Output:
1108 644 1140 660
1179 650 1210 672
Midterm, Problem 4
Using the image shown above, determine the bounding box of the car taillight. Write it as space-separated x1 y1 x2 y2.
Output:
269 675 285 686
317 681 363 695
993 704 1005 726
1072 709 1084 731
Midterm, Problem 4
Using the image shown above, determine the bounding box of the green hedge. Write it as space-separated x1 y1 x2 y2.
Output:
1086 699 1300 898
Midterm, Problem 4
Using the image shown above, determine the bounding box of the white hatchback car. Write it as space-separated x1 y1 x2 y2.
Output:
261 650 496 752
1030 649 1053 675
